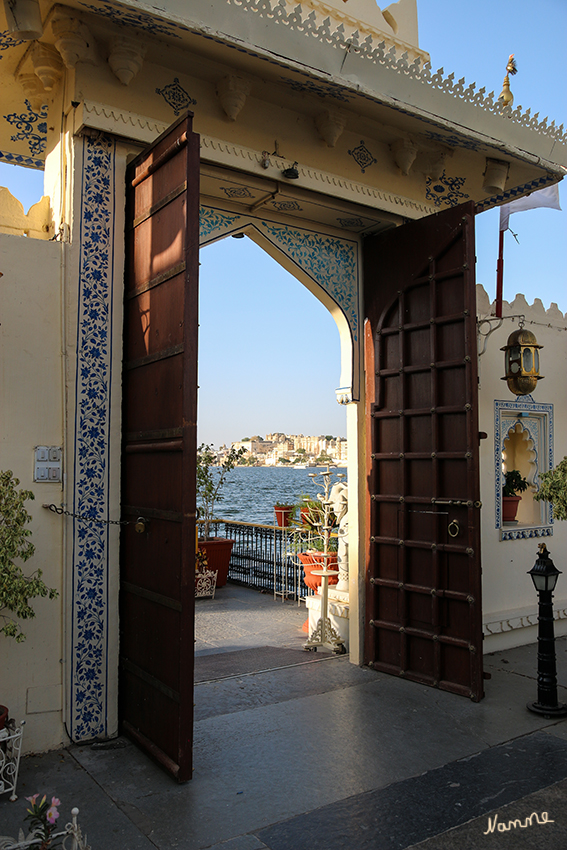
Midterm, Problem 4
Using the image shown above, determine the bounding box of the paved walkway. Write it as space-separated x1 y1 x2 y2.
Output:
2 584 567 849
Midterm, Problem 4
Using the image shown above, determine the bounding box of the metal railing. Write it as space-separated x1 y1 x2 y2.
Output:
197 519 316 600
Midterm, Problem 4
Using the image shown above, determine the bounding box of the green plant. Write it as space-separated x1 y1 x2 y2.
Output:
197 445 246 539
534 457 567 520
502 469 529 498
0 470 58 642
274 500 293 508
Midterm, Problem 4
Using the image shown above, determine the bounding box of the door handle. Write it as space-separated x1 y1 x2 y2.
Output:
448 519 460 538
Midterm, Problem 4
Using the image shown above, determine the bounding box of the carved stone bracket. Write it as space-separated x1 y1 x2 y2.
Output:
315 107 347 147
390 136 418 175
17 71 47 108
108 35 146 86
52 12 98 68
216 74 252 121
31 41 63 91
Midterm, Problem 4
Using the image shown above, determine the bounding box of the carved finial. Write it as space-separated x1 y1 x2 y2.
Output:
498 54 517 108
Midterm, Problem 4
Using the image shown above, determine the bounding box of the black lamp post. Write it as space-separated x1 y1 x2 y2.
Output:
526 544 567 717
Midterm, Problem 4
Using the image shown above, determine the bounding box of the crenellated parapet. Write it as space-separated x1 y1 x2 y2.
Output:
0 187 52 239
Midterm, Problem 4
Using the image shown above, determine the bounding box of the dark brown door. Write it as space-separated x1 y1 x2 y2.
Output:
119 113 200 780
364 201 483 701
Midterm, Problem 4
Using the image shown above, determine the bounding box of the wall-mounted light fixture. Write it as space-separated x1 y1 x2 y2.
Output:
3 0 43 39
501 321 543 395
281 162 299 179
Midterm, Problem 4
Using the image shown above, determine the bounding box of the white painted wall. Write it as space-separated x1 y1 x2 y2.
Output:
477 285 567 652
0 232 67 752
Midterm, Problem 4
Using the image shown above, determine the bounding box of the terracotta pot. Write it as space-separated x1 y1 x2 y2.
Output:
502 495 521 523
198 538 234 587
0 705 8 730
274 506 293 527
297 551 339 592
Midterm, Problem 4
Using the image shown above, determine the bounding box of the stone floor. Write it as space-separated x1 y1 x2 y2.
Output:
2 583 567 850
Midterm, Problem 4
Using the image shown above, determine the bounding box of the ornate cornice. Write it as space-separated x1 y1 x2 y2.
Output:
199 134 436 219
219 0 565 149
74 100 167 142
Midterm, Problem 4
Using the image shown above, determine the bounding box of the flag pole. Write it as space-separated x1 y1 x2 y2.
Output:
495 227 504 318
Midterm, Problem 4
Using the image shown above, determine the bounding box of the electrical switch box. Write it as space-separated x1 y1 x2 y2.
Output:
34 446 62 483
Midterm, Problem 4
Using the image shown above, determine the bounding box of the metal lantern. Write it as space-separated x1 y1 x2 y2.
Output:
501 324 543 395
528 544 561 593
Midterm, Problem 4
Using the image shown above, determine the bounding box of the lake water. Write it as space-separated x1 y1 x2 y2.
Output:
208 466 348 525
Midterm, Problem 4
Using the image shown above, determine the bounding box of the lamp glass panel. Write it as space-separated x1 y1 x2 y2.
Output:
523 347 533 373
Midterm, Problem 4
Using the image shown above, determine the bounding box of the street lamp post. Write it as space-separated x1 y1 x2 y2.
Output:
527 544 567 717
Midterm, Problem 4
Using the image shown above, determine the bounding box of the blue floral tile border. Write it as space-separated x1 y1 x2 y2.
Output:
69 133 116 741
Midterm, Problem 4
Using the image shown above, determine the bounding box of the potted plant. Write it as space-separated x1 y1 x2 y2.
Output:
0 470 58 724
502 468 529 523
197 444 246 587
534 457 567 520
273 501 294 527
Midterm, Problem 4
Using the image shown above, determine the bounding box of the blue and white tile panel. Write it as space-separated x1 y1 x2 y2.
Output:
69 133 117 741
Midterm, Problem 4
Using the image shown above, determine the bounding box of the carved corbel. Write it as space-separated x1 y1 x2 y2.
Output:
315 108 347 147
390 137 419 175
108 36 146 86
51 13 98 68
31 42 63 91
17 72 47 108
216 74 252 121
420 149 449 180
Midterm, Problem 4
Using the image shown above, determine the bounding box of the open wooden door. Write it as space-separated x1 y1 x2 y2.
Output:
119 113 200 780
364 201 484 701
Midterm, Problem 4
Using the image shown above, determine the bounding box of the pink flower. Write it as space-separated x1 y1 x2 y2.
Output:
46 805 60 824
25 794 39 805
51 797 61 807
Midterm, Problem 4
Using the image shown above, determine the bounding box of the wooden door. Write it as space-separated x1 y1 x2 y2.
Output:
119 113 200 780
364 201 484 701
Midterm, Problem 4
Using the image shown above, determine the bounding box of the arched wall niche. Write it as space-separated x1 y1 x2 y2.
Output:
494 397 554 541
502 422 539 526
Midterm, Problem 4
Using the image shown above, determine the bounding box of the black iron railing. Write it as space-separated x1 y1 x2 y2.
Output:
197 519 314 599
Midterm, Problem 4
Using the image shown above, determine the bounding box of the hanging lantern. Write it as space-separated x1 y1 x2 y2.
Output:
501 322 543 395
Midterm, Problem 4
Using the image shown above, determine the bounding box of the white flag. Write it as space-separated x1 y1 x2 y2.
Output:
499 183 562 231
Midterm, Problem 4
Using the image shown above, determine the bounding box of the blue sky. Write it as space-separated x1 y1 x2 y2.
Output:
1 0 565 447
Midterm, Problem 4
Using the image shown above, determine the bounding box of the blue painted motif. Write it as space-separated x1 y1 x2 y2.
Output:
271 200 302 212
221 187 253 199
156 78 197 116
4 100 47 156
348 141 376 174
494 398 554 538
70 133 116 741
476 176 551 214
282 77 353 103
199 206 242 241
0 149 44 168
80 0 186 37
424 130 480 151
0 30 24 54
337 217 363 228
260 221 358 342
425 170 469 207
